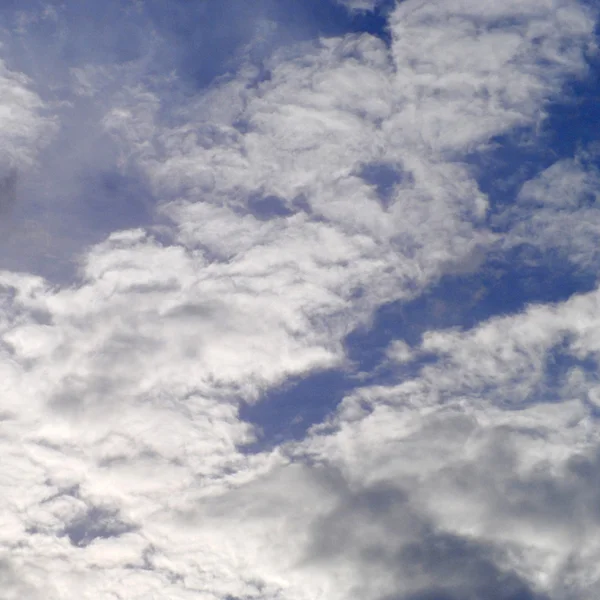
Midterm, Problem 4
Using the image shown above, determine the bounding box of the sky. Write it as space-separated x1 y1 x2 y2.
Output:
0 0 600 598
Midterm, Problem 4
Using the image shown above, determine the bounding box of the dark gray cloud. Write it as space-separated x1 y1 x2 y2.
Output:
306 480 548 600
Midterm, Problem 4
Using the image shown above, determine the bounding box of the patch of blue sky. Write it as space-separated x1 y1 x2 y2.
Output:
0 93 157 281
359 162 411 208
348 249 597 363
474 81 600 223
240 370 353 450
464 15 600 225
244 246 597 452
0 0 393 86
144 0 394 89
242 16 600 450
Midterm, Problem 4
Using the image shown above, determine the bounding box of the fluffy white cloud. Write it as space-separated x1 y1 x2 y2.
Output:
0 0 598 598
500 156 600 269
298 286 600 598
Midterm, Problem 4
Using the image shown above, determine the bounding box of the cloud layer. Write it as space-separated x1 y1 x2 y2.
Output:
0 0 599 598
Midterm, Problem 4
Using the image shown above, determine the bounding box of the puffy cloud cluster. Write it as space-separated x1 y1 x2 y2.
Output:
301 288 600 599
0 0 599 598
500 156 600 270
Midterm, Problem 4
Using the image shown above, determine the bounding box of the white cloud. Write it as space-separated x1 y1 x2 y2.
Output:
500 157 600 269
0 60 54 169
299 288 600 597
0 0 598 598
335 0 384 13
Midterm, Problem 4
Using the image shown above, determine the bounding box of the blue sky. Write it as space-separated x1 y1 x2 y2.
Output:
0 1 600 599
